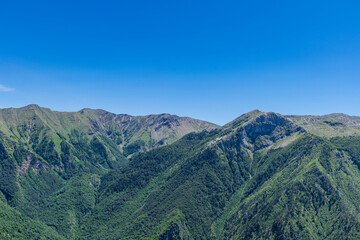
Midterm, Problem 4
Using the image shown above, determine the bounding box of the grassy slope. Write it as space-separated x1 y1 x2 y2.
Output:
79 112 360 239
0 105 216 239
78 112 311 239
287 114 360 138
3 107 360 239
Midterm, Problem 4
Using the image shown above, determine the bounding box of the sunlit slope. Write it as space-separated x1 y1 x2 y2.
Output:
0 104 216 239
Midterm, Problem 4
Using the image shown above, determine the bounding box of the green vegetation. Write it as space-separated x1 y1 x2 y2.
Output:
2 106 360 239
0 105 215 239
0 196 65 240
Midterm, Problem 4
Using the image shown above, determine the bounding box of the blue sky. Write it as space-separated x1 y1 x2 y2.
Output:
0 0 359 125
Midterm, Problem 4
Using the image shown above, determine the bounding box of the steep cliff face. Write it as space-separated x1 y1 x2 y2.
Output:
241 112 305 150
214 112 306 154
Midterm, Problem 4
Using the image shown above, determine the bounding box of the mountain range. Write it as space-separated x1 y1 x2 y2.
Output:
1 105 360 239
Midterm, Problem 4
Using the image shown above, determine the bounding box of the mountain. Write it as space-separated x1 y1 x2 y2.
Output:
287 113 360 137
0 104 217 155
79 111 360 239
1 107 360 239
0 105 217 239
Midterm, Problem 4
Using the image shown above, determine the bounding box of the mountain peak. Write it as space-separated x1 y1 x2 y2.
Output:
78 108 111 115
224 109 264 128
21 104 41 110
249 109 262 114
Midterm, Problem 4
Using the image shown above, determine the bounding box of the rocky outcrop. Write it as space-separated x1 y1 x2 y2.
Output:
17 155 32 178
243 112 305 143
216 112 306 152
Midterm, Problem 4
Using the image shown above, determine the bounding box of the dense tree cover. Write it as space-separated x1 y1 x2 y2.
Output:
0 142 18 202
77 115 360 239
0 197 65 240
2 108 360 239
0 105 215 239
123 139 146 156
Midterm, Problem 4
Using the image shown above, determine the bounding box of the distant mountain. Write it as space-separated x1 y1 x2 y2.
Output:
0 104 217 155
287 113 360 137
1 107 360 239
0 104 217 239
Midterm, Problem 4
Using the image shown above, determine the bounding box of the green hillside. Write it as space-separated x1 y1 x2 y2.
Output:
0 105 216 239
1 106 360 239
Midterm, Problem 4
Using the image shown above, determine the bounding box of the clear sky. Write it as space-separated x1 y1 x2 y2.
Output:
0 0 359 125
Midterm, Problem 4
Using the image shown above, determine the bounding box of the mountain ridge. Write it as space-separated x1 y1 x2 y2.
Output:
1 105 360 239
